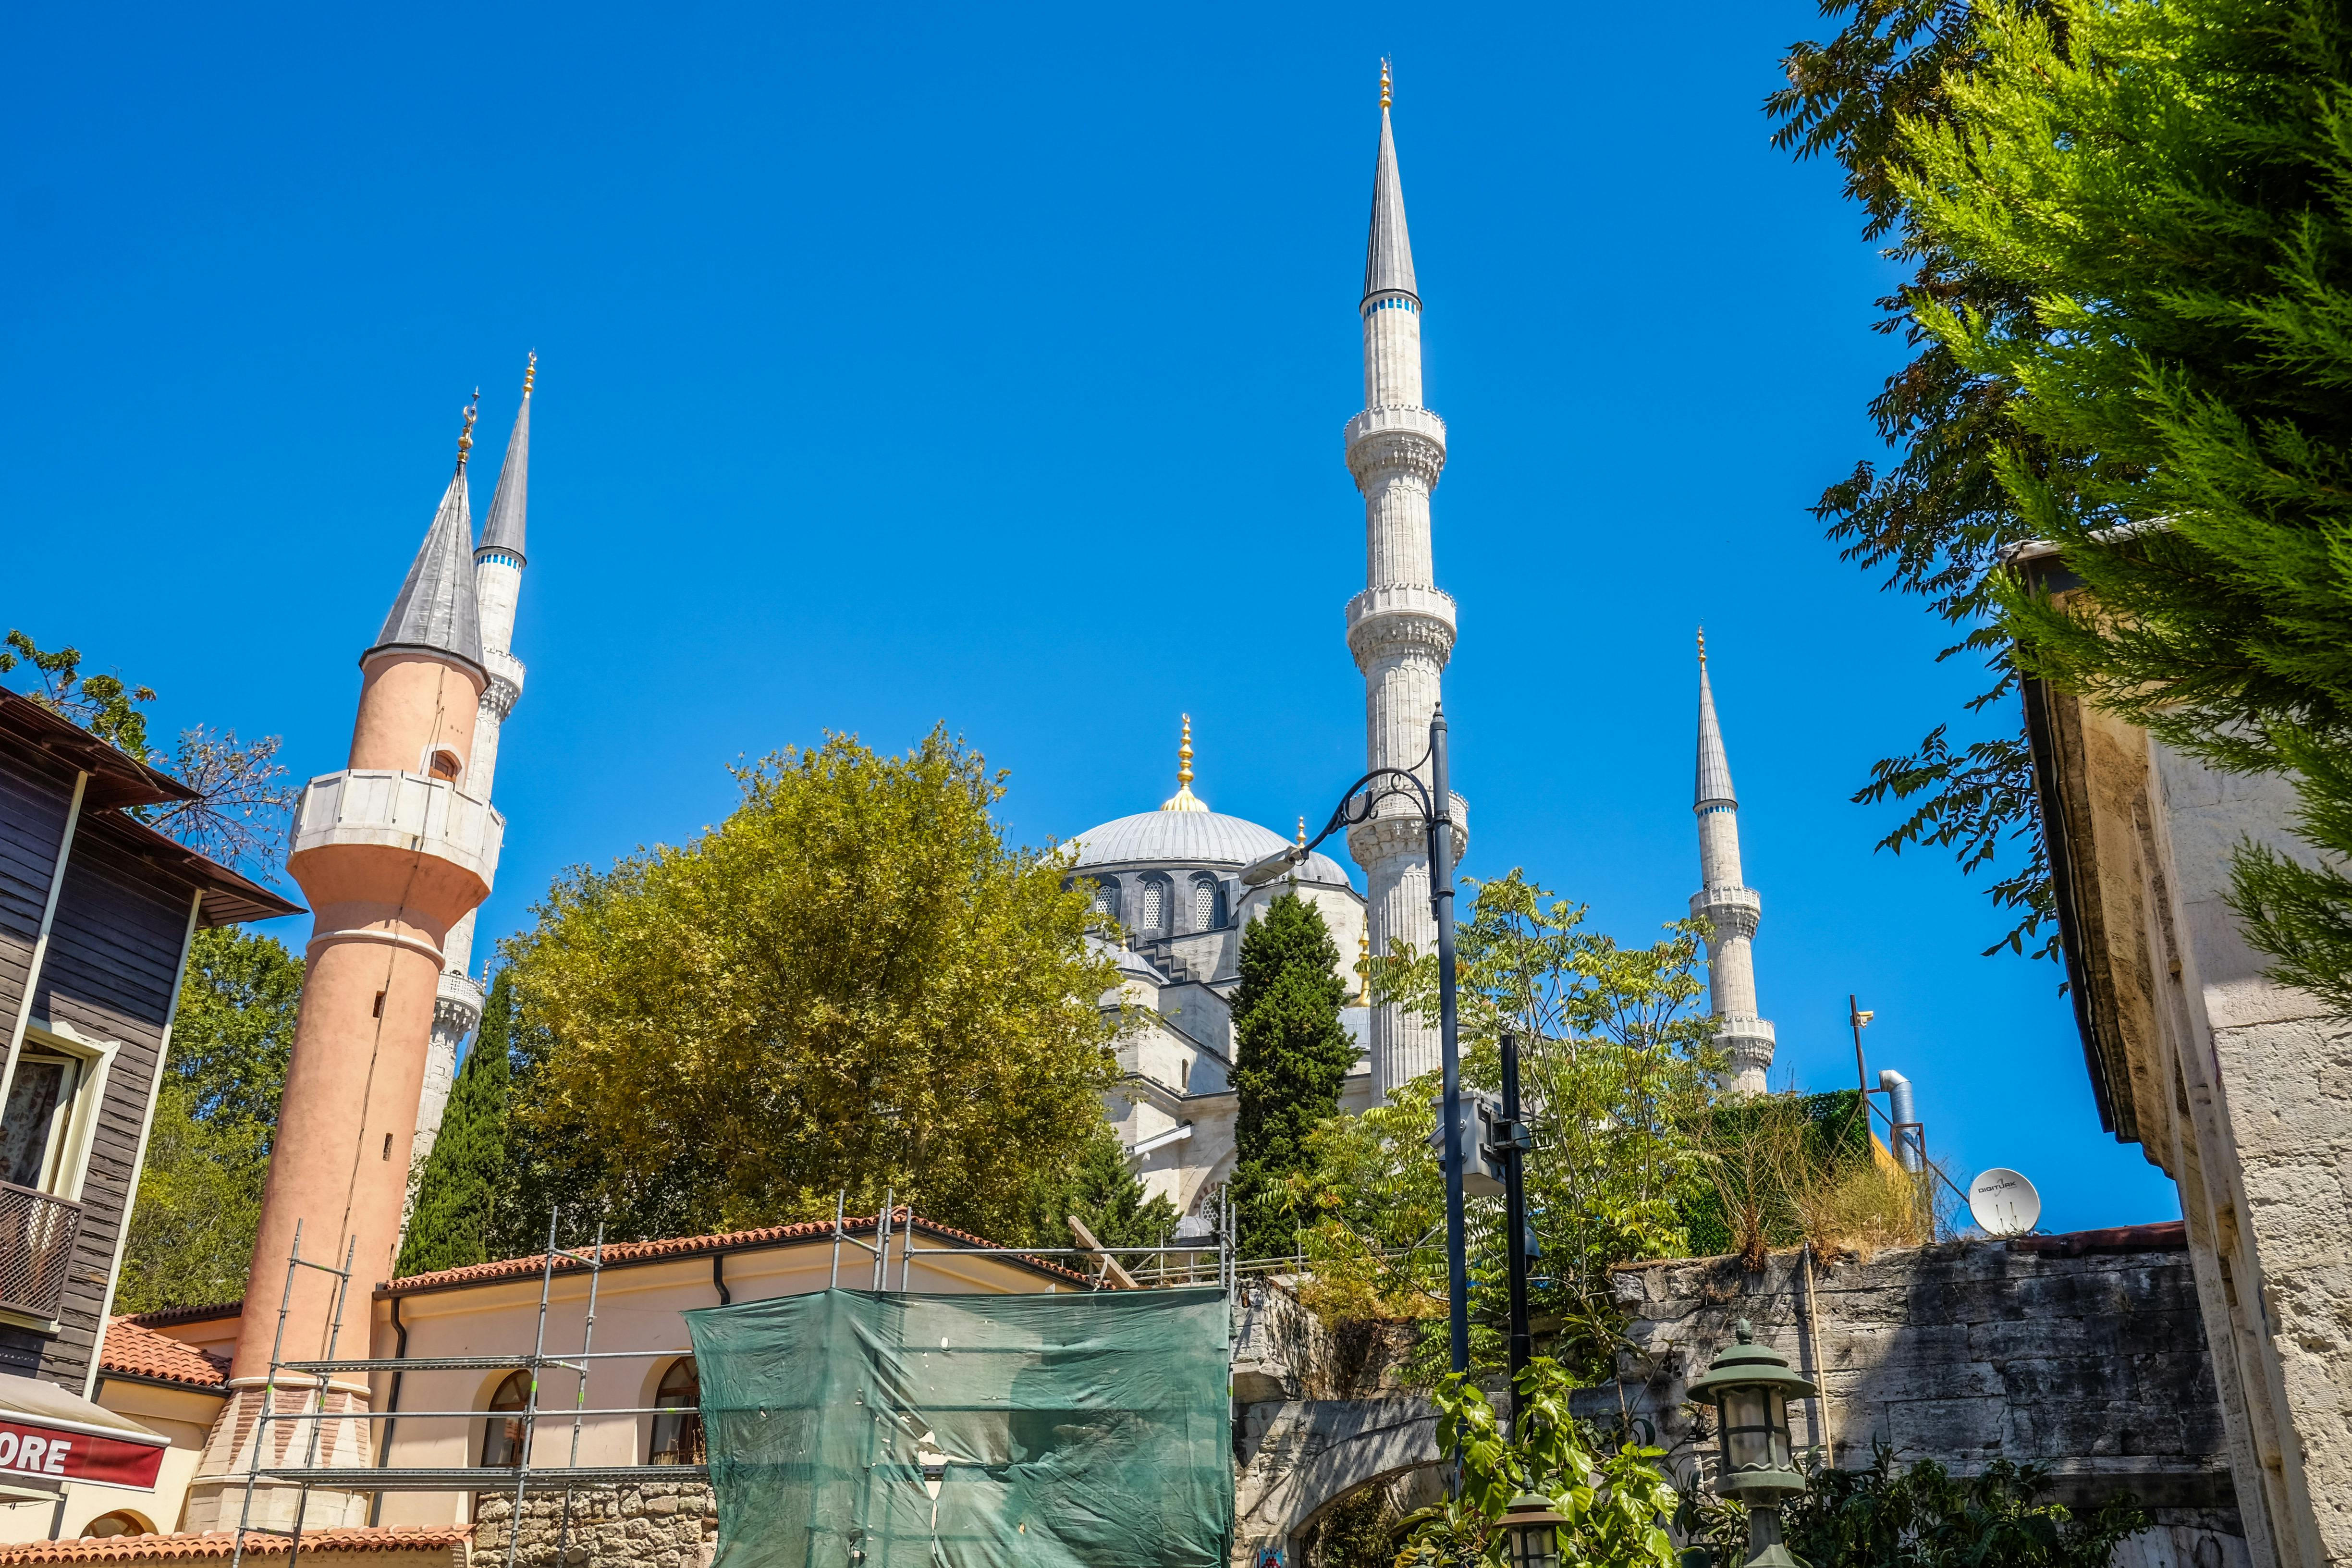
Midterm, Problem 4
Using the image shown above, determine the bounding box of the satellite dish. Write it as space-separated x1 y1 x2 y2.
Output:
1968 1168 2042 1237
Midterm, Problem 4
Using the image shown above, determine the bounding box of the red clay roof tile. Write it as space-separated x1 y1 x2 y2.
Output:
98 1321 228 1391
0 1530 470 1564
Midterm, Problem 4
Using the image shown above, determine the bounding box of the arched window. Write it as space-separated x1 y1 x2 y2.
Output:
1191 876 1218 931
649 1357 705 1465
480 1370 531 1469
427 748 462 784
82 1513 151 1540
1140 880 1167 931
1091 879 1121 919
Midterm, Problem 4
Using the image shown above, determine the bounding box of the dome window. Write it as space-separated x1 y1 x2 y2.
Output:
1141 879 1167 931
1191 876 1219 930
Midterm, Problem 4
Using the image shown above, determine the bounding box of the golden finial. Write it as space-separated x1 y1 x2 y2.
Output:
522 350 537 397
1161 714 1208 812
456 389 480 465
1697 625 1707 665
1379 57 1393 110
1356 930 1372 1004
1297 816 1308 848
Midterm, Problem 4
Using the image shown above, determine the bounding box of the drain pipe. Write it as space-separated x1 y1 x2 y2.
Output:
367 1296 409 1527
1879 1069 1921 1172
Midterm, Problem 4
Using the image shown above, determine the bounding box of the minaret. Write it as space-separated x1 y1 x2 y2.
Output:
185 400 506 1531
1344 61 1466 1096
417 354 533 1163
1690 632 1776 1094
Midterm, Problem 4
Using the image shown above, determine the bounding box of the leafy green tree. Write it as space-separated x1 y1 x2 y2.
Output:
1029 1121 1180 1252
0 629 296 875
1298 874 1718 1378
1886 0 2352 1009
118 927 303 1311
399 971 517 1276
1230 891 1357 1259
1766 4 2071 962
502 728 1124 1246
1399 1361 1678 1568
1681 1444 2145 1568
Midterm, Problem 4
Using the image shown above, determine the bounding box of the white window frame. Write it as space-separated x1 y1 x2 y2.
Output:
9 1022 118 1204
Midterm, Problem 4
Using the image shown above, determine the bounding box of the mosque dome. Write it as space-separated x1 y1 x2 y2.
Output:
1066 716 1353 889
1069 810 1352 886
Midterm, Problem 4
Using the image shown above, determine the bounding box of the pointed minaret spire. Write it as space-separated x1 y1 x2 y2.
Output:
1364 59 1419 308
1347 64 1461 1095
1688 633 1775 1094
367 395 486 676
479 351 532 566
418 355 540 1172
1162 714 1208 813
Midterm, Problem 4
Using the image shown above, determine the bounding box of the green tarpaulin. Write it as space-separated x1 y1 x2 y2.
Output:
685 1287 1233 1568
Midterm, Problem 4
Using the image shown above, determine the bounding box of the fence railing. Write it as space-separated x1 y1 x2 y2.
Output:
0 1181 83 1321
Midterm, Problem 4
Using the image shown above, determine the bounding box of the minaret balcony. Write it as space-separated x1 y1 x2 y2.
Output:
1691 884 1762 940
434 967 486 1040
290 769 506 891
1344 405 1448 488
482 648 526 719
1345 583 1459 669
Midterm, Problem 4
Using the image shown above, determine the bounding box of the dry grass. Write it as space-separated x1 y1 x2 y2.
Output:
1794 1155 1939 1259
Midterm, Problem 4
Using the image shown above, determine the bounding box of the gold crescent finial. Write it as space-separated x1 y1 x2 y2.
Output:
522 350 537 397
1356 930 1372 1003
456 389 480 464
1178 713 1194 788
1297 815 1308 848
1380 57 1393 110
1697 625 1707 665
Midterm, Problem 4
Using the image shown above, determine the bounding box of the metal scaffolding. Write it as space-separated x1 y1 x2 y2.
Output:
221 1196 1235 1568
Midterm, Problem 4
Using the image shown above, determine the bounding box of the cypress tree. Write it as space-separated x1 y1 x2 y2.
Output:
1230 891 1356 1260
398 970 515 1276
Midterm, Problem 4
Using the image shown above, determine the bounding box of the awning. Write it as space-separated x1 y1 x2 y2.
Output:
0 1375 167 1491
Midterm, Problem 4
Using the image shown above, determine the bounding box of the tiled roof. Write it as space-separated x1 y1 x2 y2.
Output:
384 1210 1094 1294
98 1320 228 1390
0 1531 470 1564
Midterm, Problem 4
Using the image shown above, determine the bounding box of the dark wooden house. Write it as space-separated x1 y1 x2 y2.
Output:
0 690 298 1394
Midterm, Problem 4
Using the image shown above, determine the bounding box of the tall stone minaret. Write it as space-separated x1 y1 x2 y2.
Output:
1344 61 1466 1097
1690 633 1776 1094
416 355 533 1163
186 400 505 1530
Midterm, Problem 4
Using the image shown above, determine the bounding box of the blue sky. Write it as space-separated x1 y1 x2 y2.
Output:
0 2 2180 1233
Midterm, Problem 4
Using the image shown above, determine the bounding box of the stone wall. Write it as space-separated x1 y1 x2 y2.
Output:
1574 1225 2246 1564
470 1485 715 1568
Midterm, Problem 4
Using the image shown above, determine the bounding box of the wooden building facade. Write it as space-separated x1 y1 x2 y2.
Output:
0 690 297 1395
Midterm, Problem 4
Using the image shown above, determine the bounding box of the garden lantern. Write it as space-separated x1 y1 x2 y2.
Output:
1684 1319 1815 1567
1498 1493 1567 1568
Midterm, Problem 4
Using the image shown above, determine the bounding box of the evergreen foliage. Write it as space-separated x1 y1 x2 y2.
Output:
398 970 516 1277
1766 3 2071 963
1890 0 2352 1010
1029 1121 1180 1252
1229 891 1357 1260
1682 1445 2146 1567
119 926 302 1311
500 728 1124 1246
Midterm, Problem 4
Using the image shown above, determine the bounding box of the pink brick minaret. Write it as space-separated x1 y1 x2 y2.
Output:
185 399 506 1530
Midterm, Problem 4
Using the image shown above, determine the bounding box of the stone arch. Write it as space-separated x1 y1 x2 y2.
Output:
1230 1397 1440 1568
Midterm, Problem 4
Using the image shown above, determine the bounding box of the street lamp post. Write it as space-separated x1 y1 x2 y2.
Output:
1685 1320 1816 1568
1241 707 1467 1377
1499 1030 1534 1393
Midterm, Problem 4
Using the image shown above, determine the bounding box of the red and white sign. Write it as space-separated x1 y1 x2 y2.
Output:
0 1419 165 1490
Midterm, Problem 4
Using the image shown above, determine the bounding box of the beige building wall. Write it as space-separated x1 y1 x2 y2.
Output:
2034 675 2352 1568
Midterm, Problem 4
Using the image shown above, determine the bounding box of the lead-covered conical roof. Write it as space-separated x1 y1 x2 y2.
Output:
368 420 487 676
1695 647 1737 810
479 355 532 564
1363 101 1418 304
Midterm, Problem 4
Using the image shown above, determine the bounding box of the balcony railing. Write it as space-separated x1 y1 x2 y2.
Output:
0 1182 82 1322
291 769 505 887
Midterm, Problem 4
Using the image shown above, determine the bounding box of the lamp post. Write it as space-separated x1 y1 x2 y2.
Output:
1684 1320 1815 1568
1242 708 1466 1376
1498 1030 1534 1396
